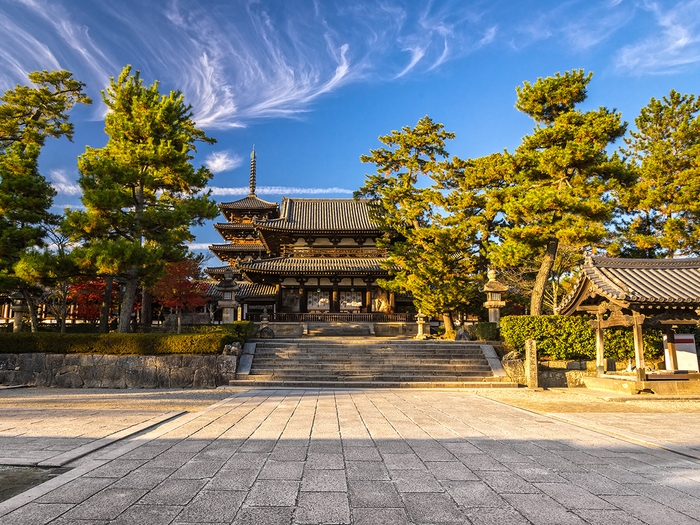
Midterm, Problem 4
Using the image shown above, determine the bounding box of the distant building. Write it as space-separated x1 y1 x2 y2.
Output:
206 149 413 320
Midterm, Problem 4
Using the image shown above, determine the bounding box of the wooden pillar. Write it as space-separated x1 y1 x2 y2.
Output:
632 311 646 381
275 282 282 314
595 313 605 377
365 289 372 313
389 292 395 314
332 279 340 313
298 278 307 314
665 326 678 371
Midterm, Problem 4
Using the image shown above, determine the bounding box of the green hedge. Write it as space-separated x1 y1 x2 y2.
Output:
218 321 255 343
0 333 235 355
475 322 499 341
500 315 663 361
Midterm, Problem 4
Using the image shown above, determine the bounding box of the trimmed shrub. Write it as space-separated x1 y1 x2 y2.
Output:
218 321 255 343
500 315 662 361
0 333 234 355
475 322 499 341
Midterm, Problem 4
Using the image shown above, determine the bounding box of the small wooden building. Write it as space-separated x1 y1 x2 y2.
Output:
558 256 700 380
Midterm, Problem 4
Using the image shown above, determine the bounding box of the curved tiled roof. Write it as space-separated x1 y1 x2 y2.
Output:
219 195 279 210
559 256 700 314
238 257 389 275
237 282 276 299
214 222 258 230
210 243 266 252
255 198 380 232
204 280 276 299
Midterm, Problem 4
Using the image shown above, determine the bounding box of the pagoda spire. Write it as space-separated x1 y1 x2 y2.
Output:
249 146 256 196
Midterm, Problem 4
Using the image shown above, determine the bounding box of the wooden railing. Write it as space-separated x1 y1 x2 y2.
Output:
246 312 415 323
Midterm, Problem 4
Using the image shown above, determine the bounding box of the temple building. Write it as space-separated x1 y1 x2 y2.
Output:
206 149 413 320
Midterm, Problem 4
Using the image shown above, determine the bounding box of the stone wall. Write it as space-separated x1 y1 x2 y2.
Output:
502 359 596 388
0 353 237 388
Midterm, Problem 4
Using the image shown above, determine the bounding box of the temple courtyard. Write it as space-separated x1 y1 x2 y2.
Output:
1 388 700 524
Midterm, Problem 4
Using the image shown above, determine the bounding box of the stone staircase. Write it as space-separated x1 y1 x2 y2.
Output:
230 338 516 388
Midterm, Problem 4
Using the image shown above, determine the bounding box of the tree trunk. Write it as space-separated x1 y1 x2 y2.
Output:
118 270 138 333
22 288 39 332
177 310 182 334
442 313 454 332
60 283 67 334
141 288 152 332
100 275 113 333
530 239 559 316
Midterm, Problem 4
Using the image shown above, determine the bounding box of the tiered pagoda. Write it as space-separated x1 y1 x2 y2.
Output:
207 149 412 320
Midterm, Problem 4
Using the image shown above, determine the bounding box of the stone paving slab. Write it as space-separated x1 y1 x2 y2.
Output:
0 408 184 467
0 389 700 524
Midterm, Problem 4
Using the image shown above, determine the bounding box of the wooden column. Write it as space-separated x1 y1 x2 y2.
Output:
389 292 395 314
275 282 282 314
332 279 340 313
595 313 605 377
298 278 307 314
632 311 646 381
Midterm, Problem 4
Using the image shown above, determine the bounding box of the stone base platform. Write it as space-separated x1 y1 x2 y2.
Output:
584 375 700 395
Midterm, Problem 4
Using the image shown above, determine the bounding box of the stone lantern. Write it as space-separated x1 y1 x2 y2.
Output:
216 268 240 323
415 310 428 340
482 269 507 326
10 291 28 333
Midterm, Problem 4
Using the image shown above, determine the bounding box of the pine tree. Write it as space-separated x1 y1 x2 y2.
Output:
356 116 479 330
496 70 629 315
0 70 90 329
612 90 700 258
63 66 218 333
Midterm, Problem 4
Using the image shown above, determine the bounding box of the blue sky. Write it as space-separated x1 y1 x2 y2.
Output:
2 0 700 256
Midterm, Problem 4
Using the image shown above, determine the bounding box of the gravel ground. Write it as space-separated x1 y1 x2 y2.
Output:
3 386 700 413
0 387 238 411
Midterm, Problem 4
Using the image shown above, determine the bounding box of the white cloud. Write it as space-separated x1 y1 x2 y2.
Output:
186 243 211 250
209 186 353 196
205 151 243 174
0 0 499 127
616 0 700 74
49 169 82 195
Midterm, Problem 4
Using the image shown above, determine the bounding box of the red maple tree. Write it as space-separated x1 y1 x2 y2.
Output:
151 259 209 333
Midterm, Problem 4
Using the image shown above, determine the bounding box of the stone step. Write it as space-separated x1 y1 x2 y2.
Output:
229 379 517 388
251 361 491 372
255 348 484 356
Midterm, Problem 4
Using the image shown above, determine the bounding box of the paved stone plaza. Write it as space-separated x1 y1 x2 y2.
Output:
1 388 700 524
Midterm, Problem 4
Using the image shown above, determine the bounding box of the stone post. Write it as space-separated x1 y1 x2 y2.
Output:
525 339 539 389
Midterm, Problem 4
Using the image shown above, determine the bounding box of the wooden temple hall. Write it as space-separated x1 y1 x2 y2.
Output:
559 257 700 384
205 149 413 321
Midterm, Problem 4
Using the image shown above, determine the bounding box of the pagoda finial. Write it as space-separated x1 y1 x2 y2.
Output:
249 146 256 196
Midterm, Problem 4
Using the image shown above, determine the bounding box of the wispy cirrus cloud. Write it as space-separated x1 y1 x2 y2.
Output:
205 151 243 174
616 0 700 74
0 0 499 128
209 186 352 196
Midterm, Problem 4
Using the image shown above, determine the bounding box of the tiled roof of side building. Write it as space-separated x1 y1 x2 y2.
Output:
238 257 389 274
204 281 276 299
255 198 380 232
219 195 279 210
559 256 700 314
